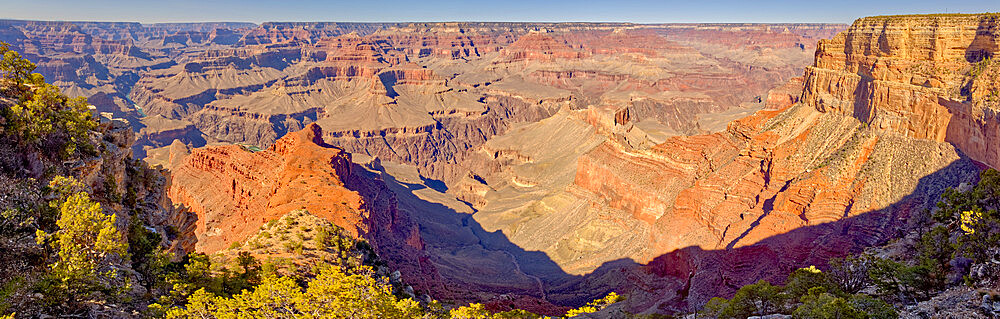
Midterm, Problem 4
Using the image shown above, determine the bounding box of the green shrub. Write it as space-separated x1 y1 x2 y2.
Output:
315 226 330 251
868 257 906 298
701 297 730 318
0 277 23 314
284 240 304 255
828 256 873 294
785 266 836 300
847 294 898 319
709 280 787 318
128 215 165 292
1 42 96 158
793 287 865 319
248 240 263 250
914 226 953 294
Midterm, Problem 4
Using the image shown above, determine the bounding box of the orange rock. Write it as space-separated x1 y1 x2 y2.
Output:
497 32 587 63
169 123 366 253
802 14 1000 168
564 15 994 313
765 76 804 110
168 123 450 298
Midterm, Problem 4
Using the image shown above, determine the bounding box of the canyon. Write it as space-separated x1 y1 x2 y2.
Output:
5 14 999 316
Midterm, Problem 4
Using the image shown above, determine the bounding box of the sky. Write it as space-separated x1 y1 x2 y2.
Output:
0 0 995 24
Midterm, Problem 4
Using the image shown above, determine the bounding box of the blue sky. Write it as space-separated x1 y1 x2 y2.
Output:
0 0 995 24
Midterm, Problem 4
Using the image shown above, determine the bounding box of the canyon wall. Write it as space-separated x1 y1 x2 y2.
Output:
0 19 846 185
802 14 1000 168
545 14 998 313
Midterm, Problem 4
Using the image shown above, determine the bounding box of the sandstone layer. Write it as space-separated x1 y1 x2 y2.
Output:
802 14 1000 168
533 14 996 313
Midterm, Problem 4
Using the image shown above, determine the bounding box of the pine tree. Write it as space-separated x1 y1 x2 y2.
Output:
37 189 128 297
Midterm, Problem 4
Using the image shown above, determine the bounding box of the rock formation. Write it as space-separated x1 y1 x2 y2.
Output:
367 14 996 314
167 123 444 298
802 14 1000 168
0 19 846 184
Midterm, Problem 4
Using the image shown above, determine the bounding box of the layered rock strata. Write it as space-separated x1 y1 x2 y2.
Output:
548 14 998 313
802 14 1000 168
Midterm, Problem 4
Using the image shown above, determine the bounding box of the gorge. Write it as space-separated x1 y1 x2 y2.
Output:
0 11 998 318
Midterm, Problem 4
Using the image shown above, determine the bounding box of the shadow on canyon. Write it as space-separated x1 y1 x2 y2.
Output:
354 152 980 313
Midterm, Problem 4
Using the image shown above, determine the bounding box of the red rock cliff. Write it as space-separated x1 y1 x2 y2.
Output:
168 123 366 253
168 123 445 294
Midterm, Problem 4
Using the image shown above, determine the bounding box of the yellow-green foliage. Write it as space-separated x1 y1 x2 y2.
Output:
35 177 128 296
934 169 1000 263
449 303 540 319
563 292 624 318
960 210 982 234
47 175 85 202
1 42 96 157
54 194 126 288
448 293 625 318
162 265 424 319
159 255 627 319
801 265 821 274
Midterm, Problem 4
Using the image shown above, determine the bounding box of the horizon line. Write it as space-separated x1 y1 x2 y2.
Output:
4 11 996 25
0 17 860 25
